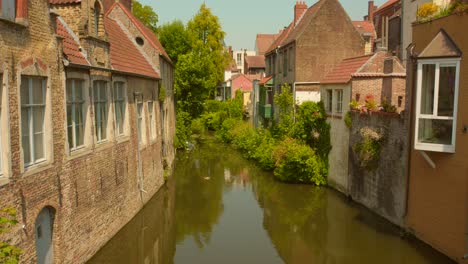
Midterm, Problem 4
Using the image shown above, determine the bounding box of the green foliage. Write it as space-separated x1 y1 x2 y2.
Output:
174 111 192 149
159 85 167 102
157 20 191 64
292 101 331 161
272 84 295 138
349 99 360 111
354 127 385 171
417 2 439 20
381 98 397 113
272 138 327 185
191 118 206 136
364 95 378 112
344 111 353 129
0 207 22 264
132 1 158 33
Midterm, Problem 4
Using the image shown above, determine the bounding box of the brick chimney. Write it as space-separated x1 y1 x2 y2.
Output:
368 1 376 23
294 1 308 26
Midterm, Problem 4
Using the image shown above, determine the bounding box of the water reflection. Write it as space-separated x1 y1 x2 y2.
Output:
87 179 175 264
90 138 455 264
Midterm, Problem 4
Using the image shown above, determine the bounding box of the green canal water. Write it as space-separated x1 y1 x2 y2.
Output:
88 138 454 264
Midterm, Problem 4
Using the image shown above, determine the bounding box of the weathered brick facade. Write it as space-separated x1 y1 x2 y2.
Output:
0 0 175 263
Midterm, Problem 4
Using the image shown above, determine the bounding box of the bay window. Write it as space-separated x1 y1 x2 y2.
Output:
114 82 126 136
415 59 460 153
66 79 85 151
93 81 108 143
21 76 46 167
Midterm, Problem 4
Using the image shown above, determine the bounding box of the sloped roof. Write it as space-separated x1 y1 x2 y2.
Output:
49 0 80 4
353 21 376 37
321 55 373 84
419 29 462 59
256 34 278 55
231 74 253 91
105 18 160 79
266 23 293 55
281 0 325 46
259 75 273 85
56 17 90 66
245 56 265 68
375 0 399 13
111 3 172 63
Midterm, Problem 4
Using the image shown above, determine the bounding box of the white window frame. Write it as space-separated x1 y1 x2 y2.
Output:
335 89 343 114
136 99 147 146
21 76 47 168
148 100 156 142
66 79 86 152
93 80 109 144
415 58 460 153
113 81 127 137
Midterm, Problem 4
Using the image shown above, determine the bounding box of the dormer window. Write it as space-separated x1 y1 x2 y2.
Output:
94 1 101 37
414 30 461 153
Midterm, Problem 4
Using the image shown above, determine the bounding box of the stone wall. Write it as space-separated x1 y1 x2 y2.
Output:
348 112 408 227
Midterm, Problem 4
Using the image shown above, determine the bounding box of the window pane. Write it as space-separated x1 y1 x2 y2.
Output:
67 125 73 150
420 64 435 115
21 78 30 105
76 123 84 147
66 83 73 102
93 84 99 101
327 90 333 112
67 104 73 148
32 78 45 104
75 80 84 101
21 110 31 165
34 133 44 160
137 103 143 143
418 119 453 145
75 104 84 147
33 107 44 134
438 66 456 117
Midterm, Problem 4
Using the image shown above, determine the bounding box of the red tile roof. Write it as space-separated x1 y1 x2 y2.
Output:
266 23 293 54
49 0 80 4
259 75 273 85
56 18 89 66
321 55 372 84
112 3 171 63
245 55 265 69
231 74 253 92
352 21 376 37
105 17 160 79
375 0 399 13
256 34 278 55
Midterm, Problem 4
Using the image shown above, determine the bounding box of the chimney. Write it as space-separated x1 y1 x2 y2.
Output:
294 1 308 26
368 1 375 23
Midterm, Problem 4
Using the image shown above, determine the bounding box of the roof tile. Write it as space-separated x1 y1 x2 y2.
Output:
321 55 372 84
56 18 89 66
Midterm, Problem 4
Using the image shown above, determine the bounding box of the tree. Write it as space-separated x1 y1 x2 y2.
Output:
158 20 191 64
175 4 230 117
132 1 158 33
0 207 22 264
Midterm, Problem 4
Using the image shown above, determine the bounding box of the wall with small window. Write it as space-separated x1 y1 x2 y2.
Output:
91 76 114 146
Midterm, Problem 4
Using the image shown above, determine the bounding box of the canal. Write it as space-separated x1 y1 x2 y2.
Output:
88 137 454 264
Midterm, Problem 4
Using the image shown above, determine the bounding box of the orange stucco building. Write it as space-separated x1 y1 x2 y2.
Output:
406 14 468 263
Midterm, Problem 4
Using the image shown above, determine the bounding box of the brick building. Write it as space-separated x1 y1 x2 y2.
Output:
0 0 175 263
264 0 365 113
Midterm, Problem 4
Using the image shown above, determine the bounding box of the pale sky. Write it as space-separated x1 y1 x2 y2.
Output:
139 0 388 50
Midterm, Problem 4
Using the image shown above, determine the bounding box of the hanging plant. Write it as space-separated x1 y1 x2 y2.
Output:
159 84 167 102
353 127 385 171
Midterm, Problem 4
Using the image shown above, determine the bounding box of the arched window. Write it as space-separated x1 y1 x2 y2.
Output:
94 1 101 37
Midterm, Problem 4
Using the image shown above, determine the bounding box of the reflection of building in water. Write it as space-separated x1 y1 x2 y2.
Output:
87 177 176 264
224 169 232 182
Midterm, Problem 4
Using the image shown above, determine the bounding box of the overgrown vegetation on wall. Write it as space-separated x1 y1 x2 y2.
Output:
353 127 385 171
0 208 22 264
190 84 331 186
417 1 468 22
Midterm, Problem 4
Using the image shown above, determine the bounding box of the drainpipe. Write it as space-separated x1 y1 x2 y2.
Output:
293 81 320 122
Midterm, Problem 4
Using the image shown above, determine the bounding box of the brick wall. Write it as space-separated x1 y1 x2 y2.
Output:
348 112 409 227
0 1 175 263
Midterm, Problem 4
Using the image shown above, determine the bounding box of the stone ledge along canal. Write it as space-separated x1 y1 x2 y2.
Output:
88 137 454 264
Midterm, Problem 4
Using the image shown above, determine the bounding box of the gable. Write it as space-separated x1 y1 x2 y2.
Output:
419 29 462 59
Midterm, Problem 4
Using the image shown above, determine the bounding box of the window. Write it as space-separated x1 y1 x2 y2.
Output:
94 1 101 37
283 50 288 77
137 101 143 144
1 0 16 21
114 82 126 136
93 81 108 143
336 90 343 114
236 53 242 66
326 90 333 112
289 48 293 71
21 77 46 167
66 79 85 151
148 101 156 141
415 59 460 153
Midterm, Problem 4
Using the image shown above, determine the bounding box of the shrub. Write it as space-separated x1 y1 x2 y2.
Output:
353 127 385 170
175 111 192 149
159 85 167 102
344 111 352 129
231 122 262 159
349 99 360 111
272 83 295 138
215 118 240 143
417 2 439 20
364 94 378 112
292 101 331 161
272 138 327 185
252 130 276 170
0 207 22 264
191 118 206 136
381 98 397 113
